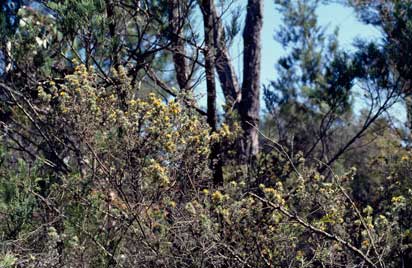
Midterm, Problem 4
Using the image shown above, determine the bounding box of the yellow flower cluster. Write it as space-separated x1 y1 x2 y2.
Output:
401 155 409 162
39 64 214 201
146 159 170 187
361 239 370 248
212 190 224 203
74 63 89 79
37 86 52 103
210 122 240 143
169 101 181 115
263 187 285 206
391 195 405 204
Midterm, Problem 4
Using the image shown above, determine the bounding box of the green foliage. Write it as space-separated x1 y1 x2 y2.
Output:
263 0 361 162
0 253 17 267
0 146 38 241
0 0 412 267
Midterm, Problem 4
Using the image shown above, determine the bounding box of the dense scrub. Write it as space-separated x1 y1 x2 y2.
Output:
1 0 412 267
0 67 411 267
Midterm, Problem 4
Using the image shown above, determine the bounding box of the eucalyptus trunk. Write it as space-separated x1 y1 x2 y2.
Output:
239 0 263 161
201 0 223 184
168 0 190 91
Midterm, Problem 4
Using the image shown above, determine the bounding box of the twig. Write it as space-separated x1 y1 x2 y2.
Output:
249 192 378 268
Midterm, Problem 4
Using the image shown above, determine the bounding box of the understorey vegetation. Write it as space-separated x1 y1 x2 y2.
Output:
1 0 412 267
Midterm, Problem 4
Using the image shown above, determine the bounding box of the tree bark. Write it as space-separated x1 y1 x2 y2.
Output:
200 0 263 163
406 94 412 139
208 2 241 104
105 0 120 69
239 0 263 161
200 0 223 185
168 0 190 91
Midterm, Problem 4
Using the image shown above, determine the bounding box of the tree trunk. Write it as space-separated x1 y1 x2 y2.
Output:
239 0 263 162
201 0 224 185
201 0 263 163
406 94 412 140
105 0 120 69
208 2 241 104
168 0 190 91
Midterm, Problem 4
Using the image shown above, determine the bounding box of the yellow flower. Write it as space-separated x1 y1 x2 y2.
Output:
212 191 223 202
392 195 405 204
221 123 230 134
361 240 370 248
296 250 304 261
168 201 176 208
169 102 181 115
148 94 164 108
159 174 170 187
202 189 209 195
165 141 176 152
263 187 276 196
129 99 137 106
108 111 117 121
275 181 283 189
147 160 169 187
221 208 230 218
363 205 373 215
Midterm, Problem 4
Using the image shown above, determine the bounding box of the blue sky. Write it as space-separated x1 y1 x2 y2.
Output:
259 0 406 124
204 0 381 104
219 0 381 87
199 0 410 123
259 0 381 85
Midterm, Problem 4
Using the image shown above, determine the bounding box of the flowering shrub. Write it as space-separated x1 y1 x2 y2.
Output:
0 65 411 267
